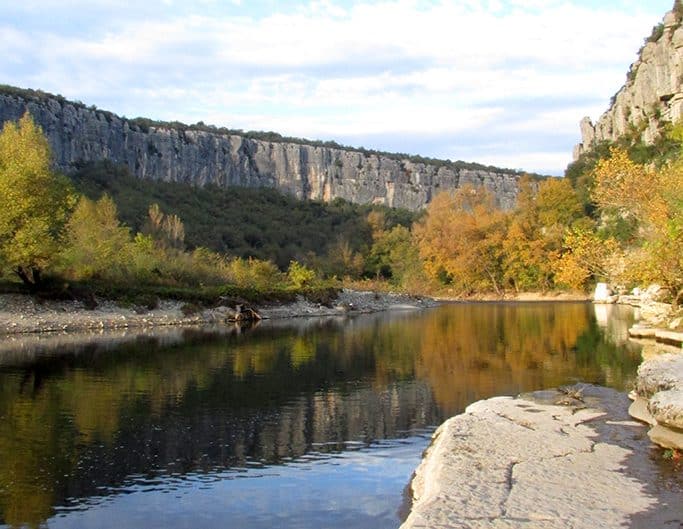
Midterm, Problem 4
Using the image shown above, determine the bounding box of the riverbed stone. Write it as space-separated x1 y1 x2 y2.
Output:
648 389 683 430
401 386 683 529
635 352 683 396
628 395 657 425
630 350 683 450
654 329 683 347
648 424 683 450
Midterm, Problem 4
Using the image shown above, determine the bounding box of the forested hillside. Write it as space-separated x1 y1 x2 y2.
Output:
69 161 417 270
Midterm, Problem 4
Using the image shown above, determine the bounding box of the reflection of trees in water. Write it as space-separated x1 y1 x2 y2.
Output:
0 303 641 528
0 327 436 528
413 303 636 415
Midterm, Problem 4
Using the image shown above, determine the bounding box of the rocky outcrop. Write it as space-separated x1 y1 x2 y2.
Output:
0 89 523 210
629 352 683 450
574 5 683 159
402 386 683 529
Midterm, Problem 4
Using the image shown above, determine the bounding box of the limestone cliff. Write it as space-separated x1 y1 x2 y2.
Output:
575 3 683 159
0 88 523 211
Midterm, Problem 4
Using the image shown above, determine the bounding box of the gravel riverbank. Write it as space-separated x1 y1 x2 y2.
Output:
0 289 439 336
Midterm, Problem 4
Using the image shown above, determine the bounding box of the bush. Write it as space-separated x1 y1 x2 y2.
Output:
287 261 317 288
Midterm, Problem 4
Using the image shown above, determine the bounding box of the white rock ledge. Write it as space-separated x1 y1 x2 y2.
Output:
401 386 683 529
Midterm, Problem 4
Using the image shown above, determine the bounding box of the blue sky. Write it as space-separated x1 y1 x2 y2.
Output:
0 0 675 174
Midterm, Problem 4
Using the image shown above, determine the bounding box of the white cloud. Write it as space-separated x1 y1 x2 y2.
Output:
0 0 674 174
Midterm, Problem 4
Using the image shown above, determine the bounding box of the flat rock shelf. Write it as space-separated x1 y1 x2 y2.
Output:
401 385 683 529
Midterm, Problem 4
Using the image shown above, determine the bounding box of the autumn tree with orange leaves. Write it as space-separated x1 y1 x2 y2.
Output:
414 185 507 295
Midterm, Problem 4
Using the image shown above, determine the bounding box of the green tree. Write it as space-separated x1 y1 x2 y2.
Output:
58 194 133 281
0 113 74 286
368 225 422 287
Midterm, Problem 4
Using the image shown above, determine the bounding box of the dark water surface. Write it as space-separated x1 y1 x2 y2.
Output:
0 302 641 529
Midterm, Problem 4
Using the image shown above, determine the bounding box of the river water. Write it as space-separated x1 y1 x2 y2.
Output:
0 302 641 529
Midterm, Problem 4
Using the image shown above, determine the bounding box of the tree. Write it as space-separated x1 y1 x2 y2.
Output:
591 147 657 223
535 177 584 228
59 194 132 280
143 203 185 250
414 185 506 294
588 147 683 303
368 225 422 286
503 176 587 292
0 113 75 287
552 227 621 290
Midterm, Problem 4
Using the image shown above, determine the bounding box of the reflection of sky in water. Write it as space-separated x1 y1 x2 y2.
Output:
48 437 429 529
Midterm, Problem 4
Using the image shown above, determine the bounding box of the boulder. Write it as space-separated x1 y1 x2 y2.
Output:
635 352 683 397
631 352 683 450
593 283 617 303
648 389 683 430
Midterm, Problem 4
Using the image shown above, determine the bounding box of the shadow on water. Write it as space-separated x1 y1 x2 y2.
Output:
0 302 647 528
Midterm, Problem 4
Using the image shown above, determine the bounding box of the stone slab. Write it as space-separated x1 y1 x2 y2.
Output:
648 389 683 430
648 424 683 450
655 330 683 347
402 386 683 529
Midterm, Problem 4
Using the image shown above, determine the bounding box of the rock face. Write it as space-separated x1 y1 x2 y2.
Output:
630 352 683 449
402 386 683 529
0 89 522 211
574 5 683 159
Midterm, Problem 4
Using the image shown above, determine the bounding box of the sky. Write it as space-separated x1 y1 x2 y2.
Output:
0 0 675 175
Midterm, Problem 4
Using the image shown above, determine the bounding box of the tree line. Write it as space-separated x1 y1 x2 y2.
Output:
1 112 681 303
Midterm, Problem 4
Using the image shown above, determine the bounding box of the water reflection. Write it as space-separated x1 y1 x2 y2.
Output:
0 302 641 529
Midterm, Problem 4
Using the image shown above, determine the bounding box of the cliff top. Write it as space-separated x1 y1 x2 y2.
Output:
574 1 683 161
0 83 545 179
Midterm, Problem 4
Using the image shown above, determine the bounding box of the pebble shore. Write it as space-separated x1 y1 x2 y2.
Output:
0 289 438 336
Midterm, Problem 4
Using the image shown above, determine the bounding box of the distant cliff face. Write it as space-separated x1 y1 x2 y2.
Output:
575 5 683 158
0 90 522 211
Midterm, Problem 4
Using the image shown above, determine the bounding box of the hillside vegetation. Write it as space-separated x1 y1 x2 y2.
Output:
2 109 681 304
69 160 418 270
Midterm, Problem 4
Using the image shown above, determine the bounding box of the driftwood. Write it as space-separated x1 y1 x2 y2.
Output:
228 304 262 322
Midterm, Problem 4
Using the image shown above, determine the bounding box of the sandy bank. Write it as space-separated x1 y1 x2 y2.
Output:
401 385 683 529
435 291 591 302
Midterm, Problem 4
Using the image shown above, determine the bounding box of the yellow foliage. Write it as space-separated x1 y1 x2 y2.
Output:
590 148 683 300
0 113 75 283
59 195 132 280
414 185 506 294
553 228 621 290
592 148 660 221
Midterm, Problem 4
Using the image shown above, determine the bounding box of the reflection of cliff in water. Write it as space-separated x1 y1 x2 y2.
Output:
0 302 641 528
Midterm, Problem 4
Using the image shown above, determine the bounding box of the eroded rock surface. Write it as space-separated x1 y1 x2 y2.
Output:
402 386 683 529
630 353 683 450
0 90 522 211
575 7 683 158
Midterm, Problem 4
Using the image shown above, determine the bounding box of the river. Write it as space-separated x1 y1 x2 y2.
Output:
0 302 641 529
